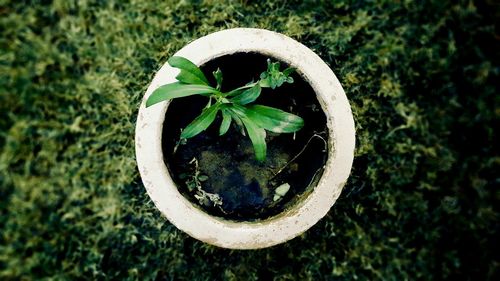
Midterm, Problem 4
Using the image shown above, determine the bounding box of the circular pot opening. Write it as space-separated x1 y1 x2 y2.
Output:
162 52 329 221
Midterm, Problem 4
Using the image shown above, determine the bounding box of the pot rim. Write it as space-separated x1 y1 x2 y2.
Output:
135 28 355 249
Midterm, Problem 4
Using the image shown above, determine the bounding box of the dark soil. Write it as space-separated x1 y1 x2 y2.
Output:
162 52 328 221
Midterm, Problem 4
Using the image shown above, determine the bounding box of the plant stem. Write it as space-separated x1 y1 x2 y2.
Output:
224 81 259 96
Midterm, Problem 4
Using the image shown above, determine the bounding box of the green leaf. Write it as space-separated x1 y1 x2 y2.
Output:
267 59 280 73
258 78 271 88
180 104 220 139
225 81 257 97
271 76 286 89
146 82 219 107
259 59 295 89
240 117 267 162
245 105 304 133
226 109 245 136
229 84 261 105
176 70 208 85
168 56 209 85
283 67 296 76
219 109 232 136
213 68 223 90
198 175 209 182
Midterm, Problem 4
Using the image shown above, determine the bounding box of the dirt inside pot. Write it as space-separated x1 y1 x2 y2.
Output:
162 52 328 221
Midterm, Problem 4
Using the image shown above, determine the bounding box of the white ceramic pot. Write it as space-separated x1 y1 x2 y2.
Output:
135 28 355 249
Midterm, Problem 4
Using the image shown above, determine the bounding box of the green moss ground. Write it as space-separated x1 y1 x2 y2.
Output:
1 0 498 280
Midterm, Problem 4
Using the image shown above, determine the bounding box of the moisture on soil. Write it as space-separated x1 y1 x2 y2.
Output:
191 132 292 215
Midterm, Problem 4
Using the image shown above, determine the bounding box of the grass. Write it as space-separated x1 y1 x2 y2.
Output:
0 0 498 280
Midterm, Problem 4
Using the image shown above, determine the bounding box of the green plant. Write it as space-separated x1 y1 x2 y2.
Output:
146 56 304 161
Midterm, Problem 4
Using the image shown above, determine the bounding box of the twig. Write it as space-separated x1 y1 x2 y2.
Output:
270 133 327 180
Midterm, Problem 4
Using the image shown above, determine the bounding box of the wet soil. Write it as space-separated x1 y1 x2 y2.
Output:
162 52 328 221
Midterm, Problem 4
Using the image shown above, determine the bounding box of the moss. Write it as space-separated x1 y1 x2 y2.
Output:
0 0 498 280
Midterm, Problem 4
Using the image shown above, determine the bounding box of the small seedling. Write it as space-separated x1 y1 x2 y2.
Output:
146 56 304 161
183 158 223 207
